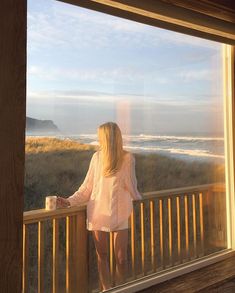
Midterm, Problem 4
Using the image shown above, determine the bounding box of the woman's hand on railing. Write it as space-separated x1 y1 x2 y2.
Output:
57 196 71 208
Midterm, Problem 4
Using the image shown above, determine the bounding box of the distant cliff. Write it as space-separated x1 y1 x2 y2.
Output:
26 117 60 134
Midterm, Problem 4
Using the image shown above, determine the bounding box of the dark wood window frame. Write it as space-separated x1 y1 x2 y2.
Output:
0 0 234 292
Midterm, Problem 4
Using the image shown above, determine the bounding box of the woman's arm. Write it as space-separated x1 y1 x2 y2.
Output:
67 152 96 206
124 153 142 200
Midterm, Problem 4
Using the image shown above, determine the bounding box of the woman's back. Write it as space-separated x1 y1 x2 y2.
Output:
86 150 141 231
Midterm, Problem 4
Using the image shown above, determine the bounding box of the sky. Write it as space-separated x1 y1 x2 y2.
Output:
27 0 224 135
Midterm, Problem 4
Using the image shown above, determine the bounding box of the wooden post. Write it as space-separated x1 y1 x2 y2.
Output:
66 212 88 293
0 0 26 292
204 186 227 254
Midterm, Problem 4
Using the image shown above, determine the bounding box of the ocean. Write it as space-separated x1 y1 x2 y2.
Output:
50 133 225 162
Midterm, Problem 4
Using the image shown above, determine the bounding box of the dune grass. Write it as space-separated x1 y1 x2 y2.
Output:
26 137 96 153
24 137 225 211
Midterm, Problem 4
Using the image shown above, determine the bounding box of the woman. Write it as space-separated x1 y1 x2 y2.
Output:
57 122 142 292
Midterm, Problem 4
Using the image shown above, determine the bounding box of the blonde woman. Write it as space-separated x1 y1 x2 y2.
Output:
57 122 142 291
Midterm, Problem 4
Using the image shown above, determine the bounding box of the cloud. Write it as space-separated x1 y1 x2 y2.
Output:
53 2 218 49
152 29 219 49
28 0 220 53
27 89 221 112
27 89 153 104
27 7 143 52
178 68 220 82
27 65 169 84
179 69 211 81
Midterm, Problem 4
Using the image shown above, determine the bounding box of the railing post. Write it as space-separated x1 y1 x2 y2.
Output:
66 211 88 293
77 211 88 293
204 186 227 253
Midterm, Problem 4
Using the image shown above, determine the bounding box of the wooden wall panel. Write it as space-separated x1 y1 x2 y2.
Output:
0 0 26 292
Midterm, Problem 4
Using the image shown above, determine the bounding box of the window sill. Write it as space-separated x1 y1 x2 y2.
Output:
138 251 235 292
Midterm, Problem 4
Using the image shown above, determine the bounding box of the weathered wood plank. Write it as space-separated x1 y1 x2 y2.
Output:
0 0 26 292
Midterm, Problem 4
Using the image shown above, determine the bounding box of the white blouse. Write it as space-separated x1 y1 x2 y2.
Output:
68 151 142 232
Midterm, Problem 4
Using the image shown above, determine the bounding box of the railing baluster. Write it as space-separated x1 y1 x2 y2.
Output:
66 216 70 293
199 192 204 256
22 224 29 293
53 218 59 293
168 198 172 265
184 195 189 260
192 194 197 257
159 199 164 268
140 202 145 274
150 200 156 272
130 208 136 278
109 231 115 287
38 221 44 293
176 196 181 263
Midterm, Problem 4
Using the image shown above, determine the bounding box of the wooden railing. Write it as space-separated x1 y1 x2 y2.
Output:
23 183 226 293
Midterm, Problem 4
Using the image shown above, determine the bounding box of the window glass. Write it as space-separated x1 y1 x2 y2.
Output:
25 0 226 291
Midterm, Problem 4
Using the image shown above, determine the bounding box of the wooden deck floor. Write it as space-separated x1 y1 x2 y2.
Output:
138 253 235 292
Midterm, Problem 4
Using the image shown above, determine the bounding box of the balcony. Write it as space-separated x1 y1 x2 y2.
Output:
22 183 227 293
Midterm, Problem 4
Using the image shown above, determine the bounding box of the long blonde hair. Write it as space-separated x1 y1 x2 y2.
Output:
98 122 125 177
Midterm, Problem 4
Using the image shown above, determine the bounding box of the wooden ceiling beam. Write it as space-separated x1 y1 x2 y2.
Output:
58 0 235 44
160 0 235 23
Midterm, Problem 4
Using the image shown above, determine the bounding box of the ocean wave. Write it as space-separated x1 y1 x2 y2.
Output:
74 133 224 142
125 145 224 159
85 140 224 159
127 134 224 142
76 134 224 159
76 134 97 139
90 140 99 145
26 134 224 159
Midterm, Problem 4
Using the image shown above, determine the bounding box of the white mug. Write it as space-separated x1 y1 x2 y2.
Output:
45 196 57 211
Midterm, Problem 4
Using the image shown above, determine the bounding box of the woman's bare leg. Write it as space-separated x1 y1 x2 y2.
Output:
113 229 128 285
92 231 111 291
